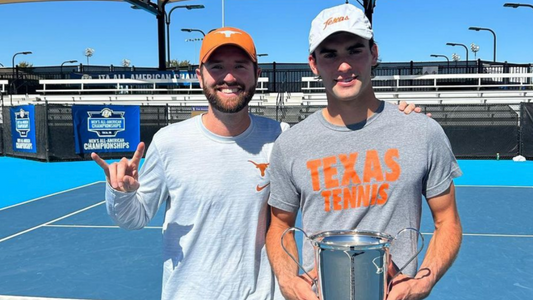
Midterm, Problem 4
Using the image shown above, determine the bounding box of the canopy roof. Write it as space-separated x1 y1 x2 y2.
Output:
0 0 188 4
0 0 192 15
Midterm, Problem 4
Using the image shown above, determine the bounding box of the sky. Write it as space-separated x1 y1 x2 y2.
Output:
0 0 532 68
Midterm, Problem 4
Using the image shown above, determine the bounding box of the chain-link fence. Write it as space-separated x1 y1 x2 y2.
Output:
423 104 520 159
1 103 531 161
521 103 533 158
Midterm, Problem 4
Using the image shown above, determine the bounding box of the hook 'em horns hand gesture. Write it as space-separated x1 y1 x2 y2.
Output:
91 142 146 193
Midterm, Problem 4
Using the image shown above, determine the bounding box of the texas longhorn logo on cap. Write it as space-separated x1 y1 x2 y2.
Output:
199 27 257 64
216 30 242 38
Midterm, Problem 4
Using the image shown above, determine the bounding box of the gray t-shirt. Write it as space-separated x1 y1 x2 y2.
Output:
106 114 289 300
268 101 462 276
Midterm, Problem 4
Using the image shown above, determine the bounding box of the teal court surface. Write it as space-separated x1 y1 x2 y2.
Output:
0 157 532 300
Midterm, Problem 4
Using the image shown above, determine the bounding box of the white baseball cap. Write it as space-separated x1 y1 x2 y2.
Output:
309 4 373 54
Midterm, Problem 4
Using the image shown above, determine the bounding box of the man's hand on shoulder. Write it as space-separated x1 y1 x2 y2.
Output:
398 101 432 117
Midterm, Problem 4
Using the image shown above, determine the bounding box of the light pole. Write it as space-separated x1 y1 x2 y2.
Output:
452 53 461 67
446 43 468 72
469 26 497 62
470 43 480 59
181 28 206 37
165 5 205 67
504 2 533 9
430 54 450 69
61 60 78 79
12 51 32 94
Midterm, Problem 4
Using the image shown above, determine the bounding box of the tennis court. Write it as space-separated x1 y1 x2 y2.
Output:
0 157 532 300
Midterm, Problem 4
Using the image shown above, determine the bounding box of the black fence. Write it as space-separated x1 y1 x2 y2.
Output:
1 103 532 161
423 104 521 159
1 60 531 94
521 103 533 158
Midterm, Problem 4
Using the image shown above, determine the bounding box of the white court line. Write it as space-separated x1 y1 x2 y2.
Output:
42 226 533 238
0 181 106 212
44 224 163 230
0 296 90 300
0 201 105 243
422 232 533 238
455 185 533 188
0 296 91 300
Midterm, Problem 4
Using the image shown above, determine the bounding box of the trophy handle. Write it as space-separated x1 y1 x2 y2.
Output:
280 227 318 287
387 227 425 293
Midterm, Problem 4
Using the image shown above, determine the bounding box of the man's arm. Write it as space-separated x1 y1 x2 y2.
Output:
93 142 167 230
266 207 318 300
388 182 462 300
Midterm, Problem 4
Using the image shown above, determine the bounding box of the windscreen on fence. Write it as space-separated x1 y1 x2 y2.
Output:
2 104 169 161
0 106 4 156
1 102 527 161
422 104 520 159
2 104 48 160
521 103 533 158
270 103 521 159
46 104 168 161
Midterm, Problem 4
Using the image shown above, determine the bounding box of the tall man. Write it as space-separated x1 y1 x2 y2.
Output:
92 26 421 299
92 27 288 300
266 4 463 300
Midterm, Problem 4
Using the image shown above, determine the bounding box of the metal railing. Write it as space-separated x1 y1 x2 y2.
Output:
2 73 533 107
2 59 530 94
300 73 533 105
0 80 7 93
302 73 533 92
36 77 269 95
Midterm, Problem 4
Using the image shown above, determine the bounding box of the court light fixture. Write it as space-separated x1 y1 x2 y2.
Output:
12 51 33 94
469 26 497 62
165 5 205 66
61 60 78 79
504 2 533 9
446 43 469 72
430 54 450 68
181 28 206 37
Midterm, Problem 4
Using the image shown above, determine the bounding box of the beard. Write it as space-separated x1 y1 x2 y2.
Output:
203 82 256 114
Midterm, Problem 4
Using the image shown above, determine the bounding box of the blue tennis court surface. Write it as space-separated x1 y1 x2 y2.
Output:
0 157 532 300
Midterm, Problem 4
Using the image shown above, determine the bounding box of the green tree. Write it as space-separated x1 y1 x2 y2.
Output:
18 61 33 68
179 60 190 67
167 60 191 68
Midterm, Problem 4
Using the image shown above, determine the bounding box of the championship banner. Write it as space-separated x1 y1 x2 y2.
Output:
72 105 140 154
10 105 37 153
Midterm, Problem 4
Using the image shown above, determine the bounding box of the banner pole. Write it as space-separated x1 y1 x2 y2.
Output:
44 101 50 162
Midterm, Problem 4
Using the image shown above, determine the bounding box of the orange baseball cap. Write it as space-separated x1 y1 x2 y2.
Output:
199 27 257 64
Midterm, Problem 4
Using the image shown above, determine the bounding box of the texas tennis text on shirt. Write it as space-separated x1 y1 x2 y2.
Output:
306 149 400 212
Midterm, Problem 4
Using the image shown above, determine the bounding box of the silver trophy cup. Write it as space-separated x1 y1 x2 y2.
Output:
281 228 424 300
